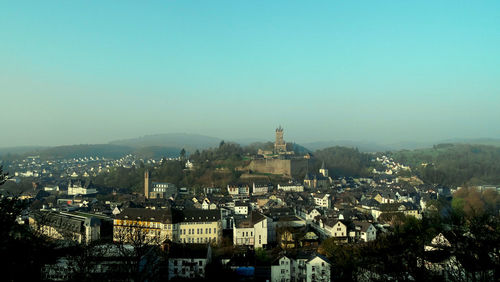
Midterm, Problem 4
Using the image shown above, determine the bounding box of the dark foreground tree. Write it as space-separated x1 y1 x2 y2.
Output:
0 166 57 281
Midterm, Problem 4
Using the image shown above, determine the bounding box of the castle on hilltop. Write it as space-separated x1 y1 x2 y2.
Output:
248 127 308 178
258 126 295 158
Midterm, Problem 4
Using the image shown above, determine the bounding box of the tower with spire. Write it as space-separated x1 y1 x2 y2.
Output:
319 161 328 178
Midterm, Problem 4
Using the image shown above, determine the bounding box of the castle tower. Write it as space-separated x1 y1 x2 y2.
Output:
144 170 150 199
274 126 287 153
319 161 328 177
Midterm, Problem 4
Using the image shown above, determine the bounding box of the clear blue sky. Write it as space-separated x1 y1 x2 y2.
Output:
1 0 499 147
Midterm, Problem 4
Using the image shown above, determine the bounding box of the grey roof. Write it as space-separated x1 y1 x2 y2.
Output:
354 221 373 232
234 211 267 228
117 208 175 223
181 209 220 222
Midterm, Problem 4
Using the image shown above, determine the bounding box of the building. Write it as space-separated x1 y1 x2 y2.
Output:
144 170 177 199
313 193 331 209
113 208 178 244
227 184 250 198
234 201 249 215
168 244 212 280
306 254 331 282
271 253 331 282
319 219 347 241
149 182 177 199
30 211 101 244
233 211 271 248
271 255 294 282
114 208 222 245
351 221 377 242
278 183 304 192
252 182 271 196
67 179 98 196
178 209 222 244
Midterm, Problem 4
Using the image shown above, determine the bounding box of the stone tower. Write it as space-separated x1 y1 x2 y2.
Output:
274 126 287 153
319 161 329 177
144 170 150 199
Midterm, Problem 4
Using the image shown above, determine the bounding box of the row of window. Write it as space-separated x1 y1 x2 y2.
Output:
182 237 216 243
181 227 216 235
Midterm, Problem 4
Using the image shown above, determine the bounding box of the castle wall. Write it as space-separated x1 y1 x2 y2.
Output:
248 158 309 178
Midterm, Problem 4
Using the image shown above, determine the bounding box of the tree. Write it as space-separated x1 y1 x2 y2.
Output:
0 166 57 280
113 222 164 281
0 165 7 186
179 148 186 161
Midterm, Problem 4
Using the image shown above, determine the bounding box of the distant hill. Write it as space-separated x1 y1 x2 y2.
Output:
440 138 500 147
303 138 500 152
303 140 395 152
133 146 182 159
34 144 134 159
0 146 49 156
109 133 222 153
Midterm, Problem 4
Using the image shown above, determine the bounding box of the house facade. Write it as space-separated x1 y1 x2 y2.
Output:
233 211 271 248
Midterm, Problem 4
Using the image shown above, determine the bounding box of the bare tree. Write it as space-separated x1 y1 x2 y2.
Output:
113 222 164 281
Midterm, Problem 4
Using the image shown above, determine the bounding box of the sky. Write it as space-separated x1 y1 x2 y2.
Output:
1 0 499 147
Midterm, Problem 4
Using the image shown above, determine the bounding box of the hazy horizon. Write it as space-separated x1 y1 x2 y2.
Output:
2 1 499 148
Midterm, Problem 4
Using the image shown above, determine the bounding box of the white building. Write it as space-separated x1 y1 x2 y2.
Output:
252 183 271 196
227 185 250 198
168 245 212 280
351 221 377 242
271 254 331 282
313 193 331 209
320 219 347 239
306 255 331 282
67 179 97 196
278 183 304 192
233 211 271 248
234 202 249 215
271 255 294 282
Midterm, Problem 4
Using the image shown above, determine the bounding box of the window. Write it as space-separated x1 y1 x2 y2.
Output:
199 261 203 266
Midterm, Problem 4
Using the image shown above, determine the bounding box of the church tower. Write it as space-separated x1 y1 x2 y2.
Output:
144 170 150 199
274 126 287 154
319 161 329 177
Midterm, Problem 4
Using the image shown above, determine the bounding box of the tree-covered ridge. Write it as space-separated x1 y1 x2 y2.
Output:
313 146 373 177
89 143 375 193
390 144 500 186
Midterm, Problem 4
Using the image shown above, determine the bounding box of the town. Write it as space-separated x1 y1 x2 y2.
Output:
1 128 498 281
